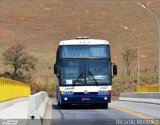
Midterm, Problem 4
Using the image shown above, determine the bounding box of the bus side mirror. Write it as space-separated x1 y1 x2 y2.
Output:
54 64 58 74
113 64 117 76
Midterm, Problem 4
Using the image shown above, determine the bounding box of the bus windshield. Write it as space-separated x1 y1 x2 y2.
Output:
60 60 111 85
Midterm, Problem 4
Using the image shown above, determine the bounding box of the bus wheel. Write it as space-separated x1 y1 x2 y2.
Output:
60 104 64 109
58 101 60 107
105 103 108 109
60 104 70 109
106 103 108 108
102 103 108 109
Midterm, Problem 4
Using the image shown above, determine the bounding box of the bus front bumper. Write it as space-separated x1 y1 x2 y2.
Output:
60 94 111 104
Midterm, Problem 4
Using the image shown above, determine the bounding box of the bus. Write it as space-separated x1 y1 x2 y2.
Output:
54 37 117 108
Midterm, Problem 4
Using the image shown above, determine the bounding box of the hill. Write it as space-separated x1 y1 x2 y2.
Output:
0 0 159 83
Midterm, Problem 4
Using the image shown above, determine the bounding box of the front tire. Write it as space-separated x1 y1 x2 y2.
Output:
58 100 60 107
102 103 108 109
60 104 65 109
60 104 70 109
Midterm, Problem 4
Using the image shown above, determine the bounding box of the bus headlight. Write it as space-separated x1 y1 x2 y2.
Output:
104 97 108 100
61 91 73 95
64 97 68 101
98 90 107 94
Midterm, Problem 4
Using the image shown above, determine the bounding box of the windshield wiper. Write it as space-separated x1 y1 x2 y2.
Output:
73 73 84 85
88 71 98 85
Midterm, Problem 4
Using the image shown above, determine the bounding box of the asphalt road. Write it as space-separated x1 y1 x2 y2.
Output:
111 101 160 119
43 98 157 125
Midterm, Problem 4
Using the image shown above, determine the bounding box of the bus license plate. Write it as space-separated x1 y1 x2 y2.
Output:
81 98 91 101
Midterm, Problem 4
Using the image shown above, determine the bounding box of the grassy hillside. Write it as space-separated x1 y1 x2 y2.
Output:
0 0 159 85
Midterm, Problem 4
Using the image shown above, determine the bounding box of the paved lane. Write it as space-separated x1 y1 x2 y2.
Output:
111 101 160 119
46 98 146 125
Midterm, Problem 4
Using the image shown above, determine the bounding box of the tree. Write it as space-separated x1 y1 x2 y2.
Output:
122 45 137 77
3 44 37 80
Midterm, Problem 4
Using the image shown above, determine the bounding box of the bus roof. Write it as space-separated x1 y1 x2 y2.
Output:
59 39 110 46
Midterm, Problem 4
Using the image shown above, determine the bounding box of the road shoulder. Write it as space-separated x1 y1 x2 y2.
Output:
110 101 160 119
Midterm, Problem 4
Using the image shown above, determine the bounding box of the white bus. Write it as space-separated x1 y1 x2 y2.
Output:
54 37 117 108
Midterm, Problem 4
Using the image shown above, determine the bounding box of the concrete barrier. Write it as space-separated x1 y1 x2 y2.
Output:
27 91 49 119
119 92 160 105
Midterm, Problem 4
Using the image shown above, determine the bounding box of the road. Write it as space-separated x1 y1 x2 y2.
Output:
43 98 160 125
111 101 160 119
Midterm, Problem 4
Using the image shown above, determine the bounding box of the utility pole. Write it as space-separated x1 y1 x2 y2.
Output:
121 25 140 86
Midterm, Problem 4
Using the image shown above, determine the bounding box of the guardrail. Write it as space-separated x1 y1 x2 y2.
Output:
136 85 160 92
0 78 31 102
119 92 160 104
120 92 160 99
